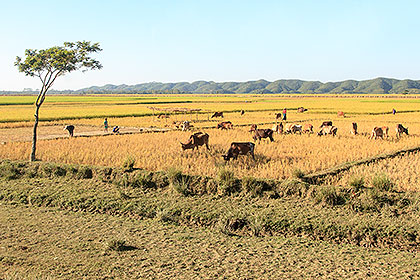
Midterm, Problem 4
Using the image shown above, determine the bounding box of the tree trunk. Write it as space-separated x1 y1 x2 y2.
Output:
30 105 41 162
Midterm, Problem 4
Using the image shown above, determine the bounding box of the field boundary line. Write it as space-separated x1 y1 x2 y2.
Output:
303 145 420 184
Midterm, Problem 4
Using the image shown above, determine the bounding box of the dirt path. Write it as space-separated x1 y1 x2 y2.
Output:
0 124 170 143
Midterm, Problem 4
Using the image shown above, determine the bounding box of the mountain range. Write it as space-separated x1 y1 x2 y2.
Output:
78 77 420 94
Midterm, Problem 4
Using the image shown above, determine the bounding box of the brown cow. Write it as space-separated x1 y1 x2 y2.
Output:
381 126 389 138
285 123 302 134
302 123 313 133
275 113 282 120
351 122 358 135
181 132 209 151
297 107 307 113
272 123 284 134
318 126 338 136
211 112 224 118
320 121 333 128
370 127 385 139
217 121 233 130
222 142 255 161
396 124 409 138
337 111 345 117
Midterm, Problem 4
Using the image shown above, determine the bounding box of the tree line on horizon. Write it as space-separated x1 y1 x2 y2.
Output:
3 77 420 95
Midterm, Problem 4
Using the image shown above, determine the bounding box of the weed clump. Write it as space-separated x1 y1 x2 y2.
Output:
348 175 365 192
372 173 395 192
315 185 347 206
292 168 305 179
0 162 22 180
242 176 265 197
122 156 136 172
167 168 190 196
217 168 240 195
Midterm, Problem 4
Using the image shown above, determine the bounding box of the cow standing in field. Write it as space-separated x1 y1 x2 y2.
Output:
275 113 282 120
211 112 224 118
302 123 313 133
180 132 209 151
217 121 233 130
181 121 193 131
250 124 274 142
297 107 307 113
285 123 302 134
272 123 284 134
351 122 358 135
381 126 389 138
370 127 385 139
64 125 75 137
318 126 338 136
320 121 333 128
222 142 255 161
396 124 409 138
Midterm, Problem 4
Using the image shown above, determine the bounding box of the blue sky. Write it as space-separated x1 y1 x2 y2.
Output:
1 0 420 90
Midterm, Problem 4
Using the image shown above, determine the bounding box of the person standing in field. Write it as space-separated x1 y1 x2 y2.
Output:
392 108 396 115
282 108 287 121
104 118 109 132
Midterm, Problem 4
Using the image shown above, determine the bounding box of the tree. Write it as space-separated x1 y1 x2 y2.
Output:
15 41 102 161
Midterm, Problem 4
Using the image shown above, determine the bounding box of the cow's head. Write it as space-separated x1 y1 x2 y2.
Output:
222 149 233 161
180 141 194 150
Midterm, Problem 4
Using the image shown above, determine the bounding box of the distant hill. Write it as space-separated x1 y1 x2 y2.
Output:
3 77 420 95
77 78 420 94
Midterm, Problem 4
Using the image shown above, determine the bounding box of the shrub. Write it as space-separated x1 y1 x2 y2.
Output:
217 168 240 195
348 175 365 192
122 156 136 172
76 166 93 179
167 168 190 196
371 173 395 192
314 185 347 206
292 168 305 179
0 162 21 180
242 176 265 196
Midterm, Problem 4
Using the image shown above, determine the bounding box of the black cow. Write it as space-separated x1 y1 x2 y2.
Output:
64 125 74 137
320 121 333 128
396 124 408 138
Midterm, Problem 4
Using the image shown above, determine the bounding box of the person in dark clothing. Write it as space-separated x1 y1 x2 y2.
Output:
112 126 120 133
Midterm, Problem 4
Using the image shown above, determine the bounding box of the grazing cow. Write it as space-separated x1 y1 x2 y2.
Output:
64 125 74 137
297 107 307 113
222 142 255 161
285 123 302 134
272 123 284 134
181 132 209 151
217 121 233 130
252 126 274 142
337 111 345 117
351 122 358 135
181 121 192 131
320 121 333 128
370 127 385 139
240 110 245 115
318 126 338 136
381 126 389 138
396 124 408 138
211 111 224 118
302 123 313 133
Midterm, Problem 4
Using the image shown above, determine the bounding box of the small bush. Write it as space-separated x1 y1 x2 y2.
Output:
122 156 136 172
76 166 93 179
167 168 190 196
371 173 395 192
217 168 240 195
348 175 365 192
0 162 21 180
292 168 305 179
242 176 265 196
314 185 346 206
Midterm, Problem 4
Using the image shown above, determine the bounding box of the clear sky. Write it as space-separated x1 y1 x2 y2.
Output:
1 0 420 91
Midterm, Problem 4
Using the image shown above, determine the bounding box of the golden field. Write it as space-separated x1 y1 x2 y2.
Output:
1 94 420 185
